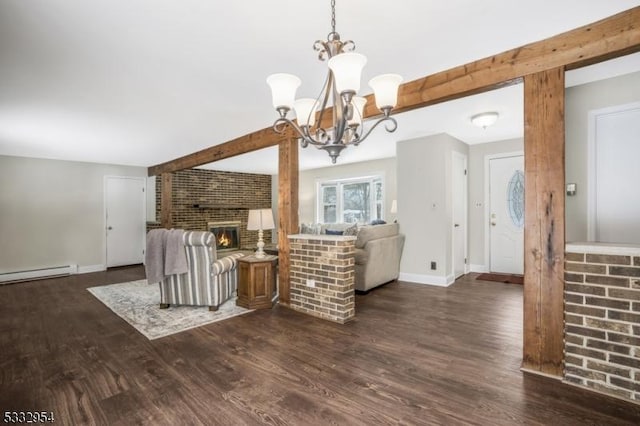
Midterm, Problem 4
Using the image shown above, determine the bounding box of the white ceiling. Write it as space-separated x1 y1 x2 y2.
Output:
1 0 639 175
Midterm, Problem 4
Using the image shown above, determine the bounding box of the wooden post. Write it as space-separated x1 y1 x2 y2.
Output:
278 137 299 306
160 172 173 229
522 67 565 377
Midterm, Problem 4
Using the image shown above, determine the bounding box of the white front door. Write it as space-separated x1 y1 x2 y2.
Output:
105 176 145 267
489 155 524 274
452 152 467 278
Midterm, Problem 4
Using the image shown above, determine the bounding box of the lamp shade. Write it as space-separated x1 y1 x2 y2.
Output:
266 73 301 110
369 74 402 110
294 98 318 127
390 199 397 214
247 209 275 231
347 96 367 126
328 52 367 94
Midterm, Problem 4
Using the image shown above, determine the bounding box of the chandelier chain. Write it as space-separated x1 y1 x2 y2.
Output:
331 0 336 34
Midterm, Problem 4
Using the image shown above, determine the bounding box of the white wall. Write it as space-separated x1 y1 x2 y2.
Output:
565 70 640 242
396 133 468 286
0 155 148 274
297 157 397 225
467 138 524 270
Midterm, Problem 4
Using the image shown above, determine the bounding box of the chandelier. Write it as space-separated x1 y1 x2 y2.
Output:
266 0 402 164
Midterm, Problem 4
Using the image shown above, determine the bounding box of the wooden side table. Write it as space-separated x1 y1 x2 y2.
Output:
237 255 277 309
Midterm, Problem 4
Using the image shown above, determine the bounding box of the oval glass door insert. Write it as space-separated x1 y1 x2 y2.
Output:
507 170 525 228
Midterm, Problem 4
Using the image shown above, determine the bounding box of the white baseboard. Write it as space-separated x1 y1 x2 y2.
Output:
0 263 108 284
470 264 489 273
399 272 455 287
0 264 78 283
77 264 106 274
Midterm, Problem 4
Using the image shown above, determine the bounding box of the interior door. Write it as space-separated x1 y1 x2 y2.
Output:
592 103 640 243
489 155 524 274
105 176 145 267
452 152 467 278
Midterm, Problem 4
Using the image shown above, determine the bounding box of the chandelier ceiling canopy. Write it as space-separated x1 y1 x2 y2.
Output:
266 0 402 164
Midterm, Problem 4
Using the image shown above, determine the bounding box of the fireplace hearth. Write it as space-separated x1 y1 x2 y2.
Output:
208 221 241 252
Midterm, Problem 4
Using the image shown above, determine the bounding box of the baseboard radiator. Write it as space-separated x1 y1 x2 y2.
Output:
0 264 78 284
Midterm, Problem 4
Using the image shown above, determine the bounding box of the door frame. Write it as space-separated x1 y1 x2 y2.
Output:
451 151 468 278
103 176 147 268
587 101 640 242
484 151 524 272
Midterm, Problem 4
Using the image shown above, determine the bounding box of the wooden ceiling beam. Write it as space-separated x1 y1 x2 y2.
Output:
148 127 294 176
148 6 640 176
355 6 640 121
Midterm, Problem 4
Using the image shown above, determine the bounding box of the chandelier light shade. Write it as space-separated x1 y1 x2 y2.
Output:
470 112 499 129
266 73 301 109
369 74 403 110
328 52 367 94
266 0 402 164
294 98 319 127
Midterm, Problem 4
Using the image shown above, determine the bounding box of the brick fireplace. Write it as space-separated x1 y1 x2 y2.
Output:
209 221 241 252
150 169 273 249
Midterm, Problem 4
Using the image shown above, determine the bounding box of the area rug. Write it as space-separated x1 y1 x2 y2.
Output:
476 273 524 285
88 279 253 340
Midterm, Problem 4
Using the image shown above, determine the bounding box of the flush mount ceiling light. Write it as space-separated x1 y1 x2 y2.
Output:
266 0 402 164
470 112 499 129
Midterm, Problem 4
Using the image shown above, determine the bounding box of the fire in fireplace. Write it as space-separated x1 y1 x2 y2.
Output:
208 221 241 252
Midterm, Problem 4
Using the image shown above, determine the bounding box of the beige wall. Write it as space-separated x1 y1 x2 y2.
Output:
565 70 640 242
467 138 524 269
0 155 147 274
297 157 397 226
396 133 468 285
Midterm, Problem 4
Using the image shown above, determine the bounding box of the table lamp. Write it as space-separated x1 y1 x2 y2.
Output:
247 208 275 258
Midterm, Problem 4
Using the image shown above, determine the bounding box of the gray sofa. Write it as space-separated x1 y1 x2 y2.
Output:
305 222 405 292
353 223 405 292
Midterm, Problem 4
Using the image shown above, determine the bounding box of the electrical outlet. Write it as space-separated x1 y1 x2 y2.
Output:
430 261 437 270
306 279 316 288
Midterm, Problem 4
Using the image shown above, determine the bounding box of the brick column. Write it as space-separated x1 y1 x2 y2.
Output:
287 234 356 323
564 243 640 402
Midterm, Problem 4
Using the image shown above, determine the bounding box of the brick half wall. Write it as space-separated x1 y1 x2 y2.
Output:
564 243 640 402
288 234 356 324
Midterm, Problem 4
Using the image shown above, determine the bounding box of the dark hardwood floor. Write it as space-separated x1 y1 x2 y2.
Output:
1 267 639 425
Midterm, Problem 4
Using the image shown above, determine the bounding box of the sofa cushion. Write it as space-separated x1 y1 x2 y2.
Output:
300 223 321 234
325 229 344 235
355 223 399 249
343 223 358 236
320 223 353 234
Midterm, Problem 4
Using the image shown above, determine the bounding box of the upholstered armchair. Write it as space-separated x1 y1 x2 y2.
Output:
159 231 245 311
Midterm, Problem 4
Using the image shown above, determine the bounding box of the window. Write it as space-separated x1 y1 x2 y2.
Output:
317 176 384 224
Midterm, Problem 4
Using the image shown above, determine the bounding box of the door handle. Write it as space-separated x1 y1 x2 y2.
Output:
108 226 113 230
454 224 460 227
491 222 496 226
